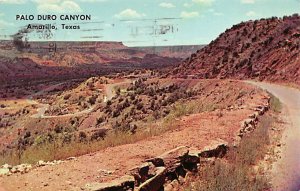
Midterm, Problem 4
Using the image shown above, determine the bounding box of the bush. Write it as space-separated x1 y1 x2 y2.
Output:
63 94 71 100
88 96 97 105
91 130 107 141
78 132 87 142
96 117 105 125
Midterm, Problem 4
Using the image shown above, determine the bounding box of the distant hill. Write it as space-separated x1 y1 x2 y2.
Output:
171 14 300 85
132 45 205 59
0 41 201 84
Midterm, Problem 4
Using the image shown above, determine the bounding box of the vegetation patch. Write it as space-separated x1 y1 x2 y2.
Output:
269 93 282 113
187 115 275 191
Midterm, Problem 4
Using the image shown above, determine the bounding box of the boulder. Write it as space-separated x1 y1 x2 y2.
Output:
37 160 47 167
248 112 259 120
199 141 228 158
10 164 32 174
244 118 255 127
255 105 268 115
186 148 201 163
128 162 156 186
85 175 135 191
0 168 9 176
137 167 166 191
1 164 12 169
146 146 189 173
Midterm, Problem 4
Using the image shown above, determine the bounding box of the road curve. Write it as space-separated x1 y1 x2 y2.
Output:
248 81 300 191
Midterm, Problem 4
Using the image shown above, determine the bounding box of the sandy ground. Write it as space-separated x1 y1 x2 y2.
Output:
249 82 300 191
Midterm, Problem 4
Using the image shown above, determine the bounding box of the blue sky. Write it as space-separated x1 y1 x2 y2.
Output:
0 0 299 46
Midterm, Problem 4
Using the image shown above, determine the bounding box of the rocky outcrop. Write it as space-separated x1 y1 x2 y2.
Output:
146 146 189 172
84 143 228 191
128 162 156 186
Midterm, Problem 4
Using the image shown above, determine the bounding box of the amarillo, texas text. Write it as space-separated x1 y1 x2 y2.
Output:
27 23 81 30
16 14 91 21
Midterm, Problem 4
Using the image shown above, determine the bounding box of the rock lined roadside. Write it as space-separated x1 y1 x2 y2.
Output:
234 96 270 146
84 143 228 191
83 97 270 191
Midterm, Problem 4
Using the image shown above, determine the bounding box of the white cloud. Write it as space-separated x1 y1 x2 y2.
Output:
246 10 256 16
208 8 223 16
159 2 175 8
183 3 192 7
0 0 26 4
114 9 145 19
241 0 255 4
192 0 214 6
180 11 199 19
36 0 82 13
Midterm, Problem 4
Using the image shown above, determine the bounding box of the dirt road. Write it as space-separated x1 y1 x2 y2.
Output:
249 82 300 191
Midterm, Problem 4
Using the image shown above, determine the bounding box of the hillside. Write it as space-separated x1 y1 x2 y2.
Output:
171 14 300 85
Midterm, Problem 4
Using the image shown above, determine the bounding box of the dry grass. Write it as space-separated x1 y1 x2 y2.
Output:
0 98 219 166
187 115 275 191
0 121 174 166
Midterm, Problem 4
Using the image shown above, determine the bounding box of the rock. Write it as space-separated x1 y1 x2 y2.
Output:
244 118 255 126
137 167 166 191
85 175 135 191
10 164 32 174
255 106 267 115
2 164 12 169
128 162 156 186
248 112 259 119
67 157 76 161
199 141 228 158
185 149 200 164
146 146 189 173
0 168 10 176
37 160 47 167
